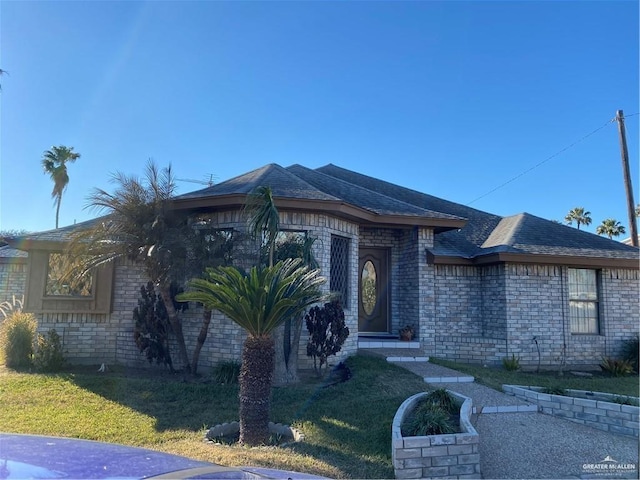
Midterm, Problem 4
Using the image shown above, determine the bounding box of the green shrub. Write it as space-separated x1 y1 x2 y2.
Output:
600 357 634 377
423 388 459 414
620 335 639 372
33 329 65 372
212 360 241 384
402 402 456 436
612 395 639 406
0 311 37 369
541 386 567 396
502 354 520 371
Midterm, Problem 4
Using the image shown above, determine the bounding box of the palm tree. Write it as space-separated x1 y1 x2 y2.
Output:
564 207 592 230
178 258 325 445
243 187 318 385
41 146 81 228
596 219 626 239
0 69 7 91
69 160 194 372
244 186 279 267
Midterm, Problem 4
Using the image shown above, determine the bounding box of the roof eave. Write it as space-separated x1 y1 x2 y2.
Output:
172 194 467 230
5 238 66 252
428 251 639 269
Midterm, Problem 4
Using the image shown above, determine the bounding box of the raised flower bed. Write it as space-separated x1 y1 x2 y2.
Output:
503 385 639 438
392 390 480 479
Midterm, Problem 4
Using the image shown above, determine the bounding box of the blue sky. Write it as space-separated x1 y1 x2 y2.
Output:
1 1 638 237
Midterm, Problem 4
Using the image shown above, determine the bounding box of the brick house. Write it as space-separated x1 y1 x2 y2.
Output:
4 163 639 369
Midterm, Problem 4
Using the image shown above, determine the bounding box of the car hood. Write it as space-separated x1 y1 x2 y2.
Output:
0 433 329 479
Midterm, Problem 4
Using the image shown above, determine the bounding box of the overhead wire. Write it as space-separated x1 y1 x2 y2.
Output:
465 114 637 206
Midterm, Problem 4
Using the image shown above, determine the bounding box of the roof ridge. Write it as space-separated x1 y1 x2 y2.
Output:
288 164 465 221
317 163 498 219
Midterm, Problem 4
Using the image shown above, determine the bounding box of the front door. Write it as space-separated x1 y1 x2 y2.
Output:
358 248 390 334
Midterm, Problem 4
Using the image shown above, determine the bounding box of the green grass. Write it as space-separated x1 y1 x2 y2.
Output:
0 354 426 479
429 358 640 397
3 354 636 478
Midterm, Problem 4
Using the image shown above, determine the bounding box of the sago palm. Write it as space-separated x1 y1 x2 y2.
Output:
564 207 592 230
178 258 326 445
41 145 81 228
596 218 626 239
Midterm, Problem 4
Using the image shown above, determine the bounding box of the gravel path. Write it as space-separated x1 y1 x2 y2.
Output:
477 412 639 479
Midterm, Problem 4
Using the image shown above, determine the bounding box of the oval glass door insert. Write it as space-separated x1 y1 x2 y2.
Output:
361 260 377 316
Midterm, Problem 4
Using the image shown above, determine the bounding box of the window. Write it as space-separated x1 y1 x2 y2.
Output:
568 268 599 334
192 226 235 267
273 231 309 264
24 250 114 314
330 236 349 307
46 253 93 297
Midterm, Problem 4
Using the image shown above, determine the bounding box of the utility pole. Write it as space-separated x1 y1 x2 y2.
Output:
616 110 638 247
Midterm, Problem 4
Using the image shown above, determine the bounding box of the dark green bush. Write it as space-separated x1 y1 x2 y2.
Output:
541 386 567 396
0 311 37 369
306 301 349 376
402 402 456 436
612 395 639 406
212 360 241 384
133 282 173 369
34 329 65 372
620 335 639 372
424 388 460 414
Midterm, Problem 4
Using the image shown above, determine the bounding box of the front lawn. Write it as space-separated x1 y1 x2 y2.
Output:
0 354 426 479
2 354 637 478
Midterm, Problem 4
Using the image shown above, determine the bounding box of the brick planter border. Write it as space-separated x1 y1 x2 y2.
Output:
503 385 639 438
392 391 480 479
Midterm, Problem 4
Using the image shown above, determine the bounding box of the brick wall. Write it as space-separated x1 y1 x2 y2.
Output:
35 210 360 371
431 262 639 368
0 254 27 306
504 264 567 367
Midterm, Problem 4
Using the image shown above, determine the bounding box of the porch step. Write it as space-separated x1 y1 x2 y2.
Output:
358 339 420 349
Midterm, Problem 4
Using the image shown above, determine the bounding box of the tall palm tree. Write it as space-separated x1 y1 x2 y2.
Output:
69 160 194 372
564 207 592 230
0 69 7 91
596 219 626 239
178 258 325 445
41 145 81 228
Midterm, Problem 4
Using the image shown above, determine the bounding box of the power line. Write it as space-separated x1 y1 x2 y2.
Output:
467 117 618 206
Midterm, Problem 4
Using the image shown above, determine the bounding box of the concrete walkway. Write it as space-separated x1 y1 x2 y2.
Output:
365 348 639 479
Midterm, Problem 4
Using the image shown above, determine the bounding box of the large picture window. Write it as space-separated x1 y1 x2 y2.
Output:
568 268 600 334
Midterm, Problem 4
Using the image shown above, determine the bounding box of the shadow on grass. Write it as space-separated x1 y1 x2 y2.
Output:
61 354 427 478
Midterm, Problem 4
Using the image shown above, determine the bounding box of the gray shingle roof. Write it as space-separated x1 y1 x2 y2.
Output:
287 164 463 221
175 164 340 201
4 217 107 248
0 245 27 258
8 163 639 264
480 213 639 259
315 163 639 262
315 163 502 257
